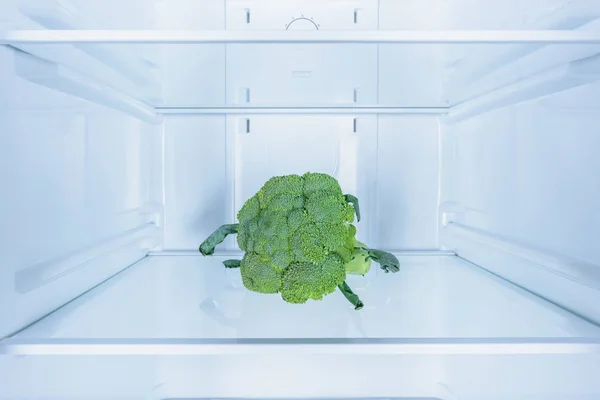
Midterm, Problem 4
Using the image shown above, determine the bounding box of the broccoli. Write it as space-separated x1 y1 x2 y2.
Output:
345 242 372 276
199 172 400 310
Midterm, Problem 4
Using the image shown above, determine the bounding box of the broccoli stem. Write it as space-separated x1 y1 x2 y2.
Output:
338 281 364 310
367 249 400 273
223 260 242 268
199 224 239 256
344 194 361 222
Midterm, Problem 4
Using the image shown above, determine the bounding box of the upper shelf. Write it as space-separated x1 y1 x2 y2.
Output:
3 30 600 44
6 30 600 115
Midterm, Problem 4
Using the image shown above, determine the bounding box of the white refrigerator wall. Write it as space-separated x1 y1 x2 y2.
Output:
442 85 600 266
163 115 441 251
0 45 163 338
3 353 600 399
440 81 600 323
8 0 574 30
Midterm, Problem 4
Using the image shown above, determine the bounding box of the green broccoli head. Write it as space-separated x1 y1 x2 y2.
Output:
235 173 357 302
237 172 356 266
281 254 346 304
199 172 400 310
240 253 282 294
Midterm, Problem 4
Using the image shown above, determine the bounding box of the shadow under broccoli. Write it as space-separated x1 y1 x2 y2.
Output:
199 172 400 310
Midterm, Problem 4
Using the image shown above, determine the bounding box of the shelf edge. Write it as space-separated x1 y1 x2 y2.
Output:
2 337 600 356
3 30 600 44
155 106 450 115
148 250 456 257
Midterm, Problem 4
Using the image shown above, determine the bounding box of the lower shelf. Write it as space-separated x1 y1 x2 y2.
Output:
2 255 600 355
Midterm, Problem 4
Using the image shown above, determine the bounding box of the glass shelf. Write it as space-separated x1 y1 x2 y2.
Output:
3 255 600 355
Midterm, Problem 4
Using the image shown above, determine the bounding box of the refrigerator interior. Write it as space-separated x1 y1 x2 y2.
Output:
1 0 600 399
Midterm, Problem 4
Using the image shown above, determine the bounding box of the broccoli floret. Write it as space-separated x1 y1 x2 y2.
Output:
305 190 354 225
257 174 304 209
303 173 341 197
281 254 346 304
291 222 328 264
240 253 282 294
199 172 401 310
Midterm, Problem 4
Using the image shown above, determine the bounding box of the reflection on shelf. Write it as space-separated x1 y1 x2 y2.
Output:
16 222 161 294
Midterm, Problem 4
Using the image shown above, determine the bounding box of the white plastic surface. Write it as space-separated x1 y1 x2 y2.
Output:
440 81 600 322
154 0 225 106
14 50 162 124
19 0 161 91
227 0 378 30
379 0 570 30
442 88 600 266
4 0 585 30
163 115 228 250
2 352 600 400
0 0 160 104
163 115 440 251
446 52 600 123
226 44 377 105
375 116 441 249
0 44 163 338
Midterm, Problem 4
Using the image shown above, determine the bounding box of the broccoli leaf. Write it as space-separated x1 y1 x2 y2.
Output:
367 249 400 273
344 194 361 222
223 259 242 268
338 281 364 310
199 224 239 256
